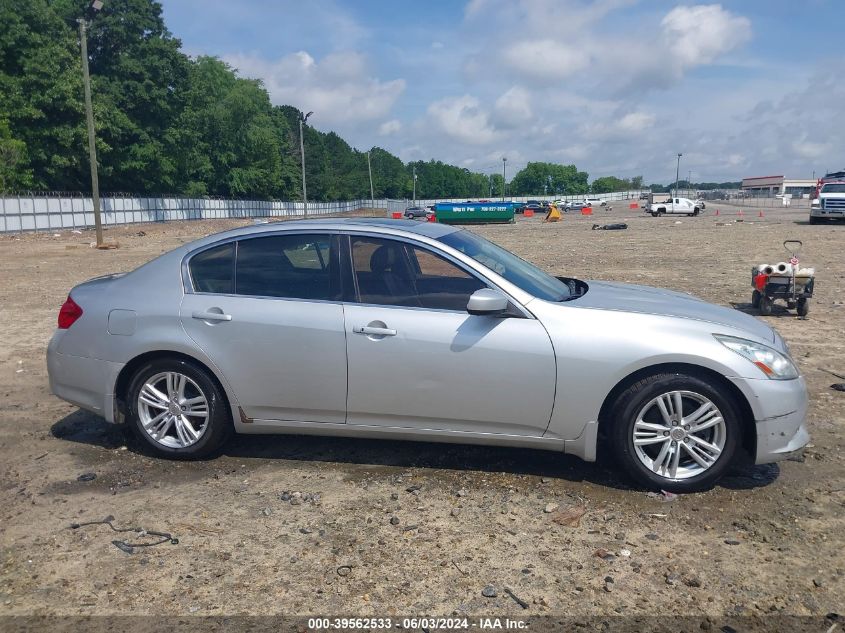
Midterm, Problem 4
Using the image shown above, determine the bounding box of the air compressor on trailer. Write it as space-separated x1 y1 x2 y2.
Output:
751 240 815 317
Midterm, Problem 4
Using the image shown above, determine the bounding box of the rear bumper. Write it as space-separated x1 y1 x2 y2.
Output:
47 334 124 423
728 375 809 464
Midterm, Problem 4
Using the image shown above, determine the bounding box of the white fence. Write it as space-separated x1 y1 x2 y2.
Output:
0 190 647 233
0 195 391 233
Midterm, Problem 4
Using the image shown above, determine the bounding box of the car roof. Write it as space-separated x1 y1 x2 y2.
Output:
186 217 461 250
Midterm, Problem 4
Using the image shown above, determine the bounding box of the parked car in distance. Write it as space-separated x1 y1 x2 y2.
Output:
404 206 428 219
47 219 808 492
585 197 607 207
648 197 702 217
523 203 542 213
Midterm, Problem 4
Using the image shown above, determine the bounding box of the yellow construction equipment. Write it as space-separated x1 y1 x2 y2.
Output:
544 203 562 222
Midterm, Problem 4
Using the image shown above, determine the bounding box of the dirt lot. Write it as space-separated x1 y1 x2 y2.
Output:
0 206 843 622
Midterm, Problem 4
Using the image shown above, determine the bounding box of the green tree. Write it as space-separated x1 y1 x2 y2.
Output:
0 0 86 190
591 176 632 194
0 118 33 191
510 162 589 196
53 0 190 192
169 57 285 198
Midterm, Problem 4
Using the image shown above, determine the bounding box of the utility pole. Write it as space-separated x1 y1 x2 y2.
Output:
674 153 682 201
489 174 492 197
366 151 375 209
502 157 507 201
412 166 417 205
78 16 104 248
299 111 313 216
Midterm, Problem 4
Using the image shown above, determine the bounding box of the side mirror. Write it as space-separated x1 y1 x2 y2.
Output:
467 288 508 316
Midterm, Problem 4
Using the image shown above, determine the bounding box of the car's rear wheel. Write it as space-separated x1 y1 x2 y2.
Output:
751 289 761 308
126 358 231 459
759 295 773 315
608 373 740 492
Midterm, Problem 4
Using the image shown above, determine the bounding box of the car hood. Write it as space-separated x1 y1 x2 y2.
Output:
575 280 775 343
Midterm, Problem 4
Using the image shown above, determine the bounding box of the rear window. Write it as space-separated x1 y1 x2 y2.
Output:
190 243 234 294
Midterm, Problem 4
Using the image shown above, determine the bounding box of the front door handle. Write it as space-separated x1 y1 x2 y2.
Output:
353 325 397 336
192 310 232 322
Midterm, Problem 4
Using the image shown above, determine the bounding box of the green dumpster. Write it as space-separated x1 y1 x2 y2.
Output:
433 202 515 224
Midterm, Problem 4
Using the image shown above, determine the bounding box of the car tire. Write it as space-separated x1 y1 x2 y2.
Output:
651 212 658 217
797 298 809 317
126 357 231 459
608 372 741 492
693 208 700 216
809 216 820 225
758 295 773 316
751 289 761 308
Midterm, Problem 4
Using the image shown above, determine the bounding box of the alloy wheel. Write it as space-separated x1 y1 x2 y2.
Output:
631 390 726 480
137 371 210 448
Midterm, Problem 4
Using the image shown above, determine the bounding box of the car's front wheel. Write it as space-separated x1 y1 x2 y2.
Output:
608 373 740 492
126 358 231 459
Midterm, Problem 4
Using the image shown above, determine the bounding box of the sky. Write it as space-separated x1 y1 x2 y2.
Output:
159 0 845 185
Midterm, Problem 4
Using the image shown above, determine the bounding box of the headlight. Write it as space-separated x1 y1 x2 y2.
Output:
811 199 821 209
715 335 799 380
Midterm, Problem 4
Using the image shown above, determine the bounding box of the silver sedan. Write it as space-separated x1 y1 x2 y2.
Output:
47 219 809 492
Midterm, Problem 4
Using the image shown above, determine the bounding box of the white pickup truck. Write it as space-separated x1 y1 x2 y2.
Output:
810 181 845 224
648 197 702 217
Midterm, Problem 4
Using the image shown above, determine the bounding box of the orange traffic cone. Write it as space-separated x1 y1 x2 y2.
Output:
715 209 719 216
738 209 744 216
758 210 764 218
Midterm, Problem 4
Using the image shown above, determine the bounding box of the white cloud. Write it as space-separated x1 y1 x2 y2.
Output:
792 138 831 160
471 3 751 94
378 119 403 136
501 40 590 80
661 4 752 68
224 51 405 125
427 95 500 145
493 86 533 128
617 112 656 133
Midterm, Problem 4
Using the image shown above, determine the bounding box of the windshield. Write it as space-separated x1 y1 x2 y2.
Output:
821 183 845 194
437 230 571 301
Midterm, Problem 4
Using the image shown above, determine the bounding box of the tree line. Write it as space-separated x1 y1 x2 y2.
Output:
0 0 724 200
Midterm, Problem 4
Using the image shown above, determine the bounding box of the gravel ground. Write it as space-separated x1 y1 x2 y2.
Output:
0 205 843 621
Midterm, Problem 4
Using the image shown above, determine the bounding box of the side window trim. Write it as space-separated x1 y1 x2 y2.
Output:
183 230 342 301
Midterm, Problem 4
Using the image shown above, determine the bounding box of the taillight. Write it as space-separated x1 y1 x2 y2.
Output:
58 296 83 329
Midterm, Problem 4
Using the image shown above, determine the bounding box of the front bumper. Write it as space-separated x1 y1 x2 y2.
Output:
810 207 845 218
47 334 124 423
728 375 809 464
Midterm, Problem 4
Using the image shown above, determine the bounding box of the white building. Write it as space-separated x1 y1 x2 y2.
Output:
741 175 816 198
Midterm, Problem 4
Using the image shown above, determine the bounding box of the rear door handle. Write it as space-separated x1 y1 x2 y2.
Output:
192 310 232 322
353 325 397 336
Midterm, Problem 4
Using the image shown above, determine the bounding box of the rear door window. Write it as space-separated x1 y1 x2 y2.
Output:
235 234 339 301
